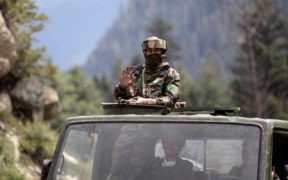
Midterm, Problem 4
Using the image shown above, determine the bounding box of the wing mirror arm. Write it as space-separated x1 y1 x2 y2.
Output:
41 159 52 180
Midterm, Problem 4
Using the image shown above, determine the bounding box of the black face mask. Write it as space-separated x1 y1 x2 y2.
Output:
144 54 166 70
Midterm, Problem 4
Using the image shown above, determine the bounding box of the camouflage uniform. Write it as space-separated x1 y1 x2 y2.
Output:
108 37 181 180
114 62 181 107
109 62 181 180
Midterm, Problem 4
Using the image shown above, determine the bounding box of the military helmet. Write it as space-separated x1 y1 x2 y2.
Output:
142 36 167 53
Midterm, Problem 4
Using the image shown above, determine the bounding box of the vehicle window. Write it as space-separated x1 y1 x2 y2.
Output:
55 124 98 180
52 122 261 180
206 139 243 173
272 130 288 179
156 123 261 180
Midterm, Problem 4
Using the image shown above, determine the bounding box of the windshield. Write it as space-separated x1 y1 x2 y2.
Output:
53 122 261 180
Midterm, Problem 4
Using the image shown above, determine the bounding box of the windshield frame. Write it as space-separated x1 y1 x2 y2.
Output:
47 115 265 180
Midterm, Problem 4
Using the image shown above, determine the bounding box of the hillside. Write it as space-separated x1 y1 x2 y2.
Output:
84 0 288 79
84 0 241 78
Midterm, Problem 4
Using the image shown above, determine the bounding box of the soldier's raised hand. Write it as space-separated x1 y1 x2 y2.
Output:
118 67 137 97
119 67 135 89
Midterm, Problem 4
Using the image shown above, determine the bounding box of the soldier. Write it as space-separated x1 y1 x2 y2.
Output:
114 36 181 107
107 37 181 180
144 130 195 180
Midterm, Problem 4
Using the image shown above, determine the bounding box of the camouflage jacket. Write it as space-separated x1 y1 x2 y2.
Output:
114 62 181 107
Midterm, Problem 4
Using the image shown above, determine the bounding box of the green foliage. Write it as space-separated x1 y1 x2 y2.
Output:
177 66 199 106
0 0 59 175
50 67 104 131
230 0 288 118
263 94 287 119
0 112 21 130
179 58 231 108
0 135 15 165
0 135 24 180
57 67 104 116
0 166 24 180
0 0 56 79
20 121 57 165
196 58 231 107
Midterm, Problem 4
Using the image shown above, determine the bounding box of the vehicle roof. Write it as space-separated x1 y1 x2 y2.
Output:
64 114 288 130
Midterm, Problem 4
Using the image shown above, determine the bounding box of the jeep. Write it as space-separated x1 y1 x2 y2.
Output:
41 104 288 180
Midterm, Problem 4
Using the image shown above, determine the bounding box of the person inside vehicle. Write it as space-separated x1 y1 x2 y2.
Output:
144 130 195 180
107 37 181 180
229 140 258 179
272 166 280 180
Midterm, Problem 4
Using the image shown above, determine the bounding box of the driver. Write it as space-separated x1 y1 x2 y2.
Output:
144 130 195 180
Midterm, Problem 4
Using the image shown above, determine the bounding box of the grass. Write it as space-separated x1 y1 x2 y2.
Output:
20 121 57 165
0 135 25 180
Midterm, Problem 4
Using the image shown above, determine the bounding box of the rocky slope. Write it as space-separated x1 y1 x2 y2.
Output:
0 10 58 179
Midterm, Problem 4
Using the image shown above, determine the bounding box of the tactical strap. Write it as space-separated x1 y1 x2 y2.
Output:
142 66 146 97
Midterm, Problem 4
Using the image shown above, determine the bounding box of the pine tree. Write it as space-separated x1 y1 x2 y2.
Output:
147 18 182 62
230 0 288 118
197 58 231 107
178 58 230 108
177 65 199 107
51 67 104 131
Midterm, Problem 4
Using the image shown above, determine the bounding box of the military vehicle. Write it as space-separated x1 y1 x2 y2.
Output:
41 103 288 180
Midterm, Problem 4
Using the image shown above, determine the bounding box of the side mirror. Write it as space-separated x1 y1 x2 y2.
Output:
41 159 52 180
